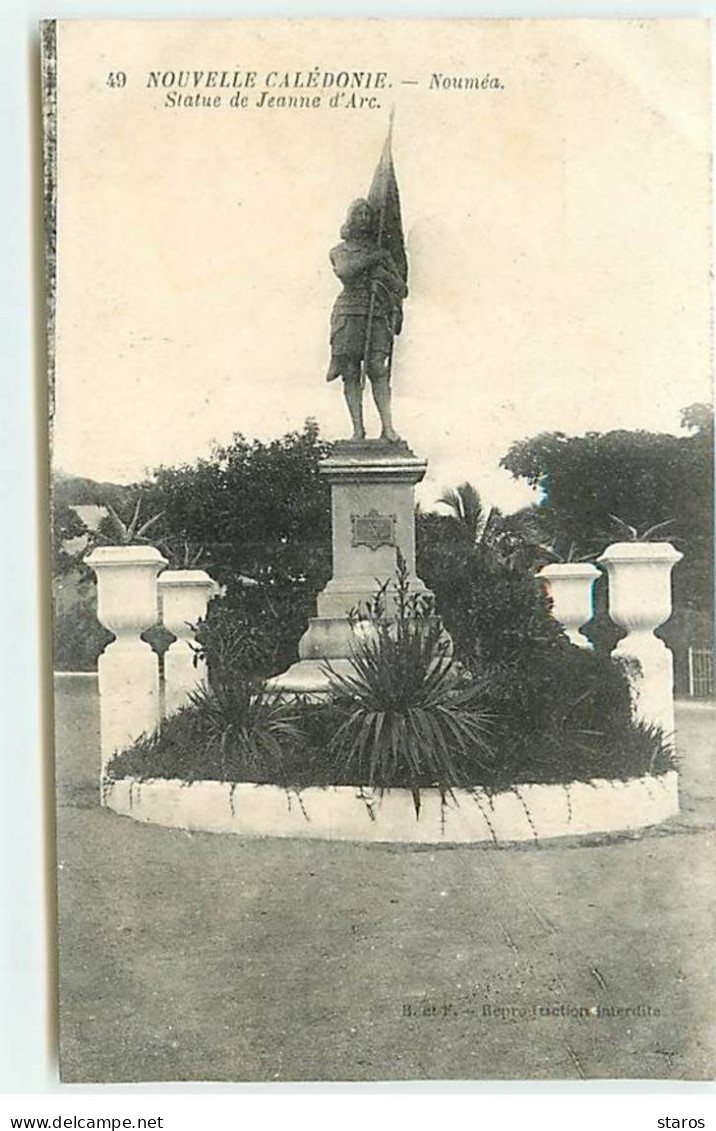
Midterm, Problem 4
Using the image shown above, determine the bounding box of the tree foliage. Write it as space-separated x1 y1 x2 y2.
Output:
499 405 714 642
417 508 560 670
51 501 89 576
436 482 485 544
500 405 712 554
139 419 334 674
417 486 672 786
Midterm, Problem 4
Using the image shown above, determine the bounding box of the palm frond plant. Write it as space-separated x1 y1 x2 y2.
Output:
107 677 306 787
438 483 543 573
326 554 495 817
438 482 482 526
480 508 543 573
437 482 485 545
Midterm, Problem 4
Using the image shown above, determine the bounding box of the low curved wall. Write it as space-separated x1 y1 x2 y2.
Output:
103 770 678 845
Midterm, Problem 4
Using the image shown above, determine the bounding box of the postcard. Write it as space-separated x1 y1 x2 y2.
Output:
43 18 714 1082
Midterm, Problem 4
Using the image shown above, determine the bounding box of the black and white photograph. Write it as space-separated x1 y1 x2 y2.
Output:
42 17 714 1084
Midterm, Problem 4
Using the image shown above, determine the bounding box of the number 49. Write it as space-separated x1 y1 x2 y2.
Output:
106 72 127 88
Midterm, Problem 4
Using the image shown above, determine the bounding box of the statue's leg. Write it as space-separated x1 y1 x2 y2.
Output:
342 362 365 440
367 355 400 443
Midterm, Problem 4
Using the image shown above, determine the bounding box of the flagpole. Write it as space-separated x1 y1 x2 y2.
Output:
362 108 395 388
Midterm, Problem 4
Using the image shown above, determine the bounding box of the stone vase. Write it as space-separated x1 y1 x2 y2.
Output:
597 541 683 741
158 569 218 715
537 562 600 648
86 544 167 777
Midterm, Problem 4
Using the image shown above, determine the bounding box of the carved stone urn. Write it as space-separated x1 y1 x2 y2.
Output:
158 569 218 715
537 562 600 648
86 544 167 775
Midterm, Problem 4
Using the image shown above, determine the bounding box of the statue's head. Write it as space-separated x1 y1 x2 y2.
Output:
341 198 376 241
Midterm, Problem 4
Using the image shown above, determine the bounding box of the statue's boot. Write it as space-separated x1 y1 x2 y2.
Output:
343 378 366 440
371 374 401 443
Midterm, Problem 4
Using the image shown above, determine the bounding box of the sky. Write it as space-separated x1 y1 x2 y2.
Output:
52 19 711 513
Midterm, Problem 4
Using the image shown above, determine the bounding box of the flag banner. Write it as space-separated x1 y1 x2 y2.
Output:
367 122 408 285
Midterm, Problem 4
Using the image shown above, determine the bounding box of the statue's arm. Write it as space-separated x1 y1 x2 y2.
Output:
373 262 408 301
330 243 384 282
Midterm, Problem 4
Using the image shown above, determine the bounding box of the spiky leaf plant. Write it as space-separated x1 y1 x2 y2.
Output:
537 538 595 564
107 675 306 788
94 495 164 546
607 514 675 543
326 554 495 816
187 678 304 785
160 537 207 570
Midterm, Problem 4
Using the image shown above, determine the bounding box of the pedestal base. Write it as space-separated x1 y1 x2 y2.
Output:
268 439 435 698
267 657 355 699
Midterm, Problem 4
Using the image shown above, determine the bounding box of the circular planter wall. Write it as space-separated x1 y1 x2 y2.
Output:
103 770 678 845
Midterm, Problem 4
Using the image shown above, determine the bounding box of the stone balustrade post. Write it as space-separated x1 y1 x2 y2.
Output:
598 542 682 742
537 562 600 648
158 569 218 715
86 545 167 781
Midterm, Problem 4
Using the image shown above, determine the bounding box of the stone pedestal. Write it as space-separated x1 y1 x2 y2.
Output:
158 569 218 715
269 439 429 696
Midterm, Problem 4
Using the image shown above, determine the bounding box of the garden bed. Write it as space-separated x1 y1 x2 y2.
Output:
103 769 679 845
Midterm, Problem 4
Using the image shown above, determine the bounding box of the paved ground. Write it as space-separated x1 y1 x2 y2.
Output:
54 675 716 1083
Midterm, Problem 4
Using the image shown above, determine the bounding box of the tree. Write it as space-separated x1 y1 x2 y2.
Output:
437 482 485 544
500 405 712 560
51 501 112 671
500 404 714 682
138 419 334 675
434 481 543 573
51 501 90 576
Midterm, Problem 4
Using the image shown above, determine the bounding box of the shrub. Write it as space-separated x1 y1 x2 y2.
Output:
53 601 112 671
419 538 563 669
419 517 675 786
325 556 495 815
52 572 112 671
108 552 674 803
193 589 296 683
465 647 674 790
108 676 306 788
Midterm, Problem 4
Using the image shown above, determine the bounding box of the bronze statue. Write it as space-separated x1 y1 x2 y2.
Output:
326 198 408 443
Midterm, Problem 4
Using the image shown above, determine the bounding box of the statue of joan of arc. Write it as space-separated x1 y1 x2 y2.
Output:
325 121 409 444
